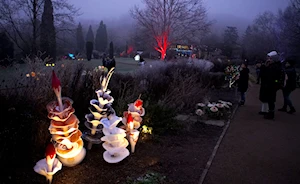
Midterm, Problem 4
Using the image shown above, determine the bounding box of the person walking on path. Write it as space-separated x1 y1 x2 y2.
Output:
278 58 297 114
255 61 262 84
260 51 285 120
237 63 250 105
258 61 269 115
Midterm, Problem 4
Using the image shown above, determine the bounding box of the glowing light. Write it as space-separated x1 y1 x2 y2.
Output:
127 46 134 55
26 74 30 77
154 29 170 60
31 72 36 77
134 54 140 61
52 63 55 66
141 125 152 135
46 64 49 66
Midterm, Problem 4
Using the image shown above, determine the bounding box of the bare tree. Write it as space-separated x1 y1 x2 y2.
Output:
242 11 279 61
279 1 300 58
131 0 211 60
0 0 79 57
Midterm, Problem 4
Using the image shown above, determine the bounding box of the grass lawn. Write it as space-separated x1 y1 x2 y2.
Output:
0 57 157 89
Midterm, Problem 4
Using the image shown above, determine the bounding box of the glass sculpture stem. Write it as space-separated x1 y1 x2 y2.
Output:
57 96 64 112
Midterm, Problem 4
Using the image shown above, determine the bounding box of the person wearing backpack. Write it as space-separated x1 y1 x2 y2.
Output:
278 58 297 114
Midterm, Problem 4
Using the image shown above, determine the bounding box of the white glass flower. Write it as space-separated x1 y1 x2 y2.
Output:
207 103 214 107
197 103 206 108
195 109 204 116
210 106 219 112
216 103 224 108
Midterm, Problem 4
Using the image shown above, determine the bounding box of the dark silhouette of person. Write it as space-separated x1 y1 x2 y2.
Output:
255 61 262 84
260 51 285 119
278 57 297 114
237 63 250 105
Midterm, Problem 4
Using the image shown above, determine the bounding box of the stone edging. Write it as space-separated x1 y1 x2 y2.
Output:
198 104 239 184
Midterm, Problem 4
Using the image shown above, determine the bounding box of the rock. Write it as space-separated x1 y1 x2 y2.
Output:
174 115 190 121
189 115 198 123
174 114 224 127
203 120 225 127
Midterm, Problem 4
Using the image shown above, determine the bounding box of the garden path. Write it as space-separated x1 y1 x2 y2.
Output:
202 84 300 184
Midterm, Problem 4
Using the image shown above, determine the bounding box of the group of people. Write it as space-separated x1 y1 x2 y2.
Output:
237 51 297 120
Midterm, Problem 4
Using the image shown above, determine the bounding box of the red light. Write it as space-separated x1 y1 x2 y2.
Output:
154 29 170 60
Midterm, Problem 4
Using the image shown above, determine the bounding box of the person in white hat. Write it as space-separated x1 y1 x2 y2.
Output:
259 51 285 119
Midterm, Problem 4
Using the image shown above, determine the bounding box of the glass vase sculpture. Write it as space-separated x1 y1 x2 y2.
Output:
47 97 86 167
101 114 129 163
122 98 145 153
83 67 114 149
47 70 85 167
83 67 130 163
34 143 62 184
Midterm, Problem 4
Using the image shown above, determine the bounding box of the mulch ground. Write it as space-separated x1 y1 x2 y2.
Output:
2 122 223 184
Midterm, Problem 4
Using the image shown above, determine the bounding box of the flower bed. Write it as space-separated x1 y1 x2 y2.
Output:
195 100 233 121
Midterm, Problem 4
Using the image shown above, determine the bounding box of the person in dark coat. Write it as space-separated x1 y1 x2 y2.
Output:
259 61 269 115
237 63 249 105
260 51 285 119
278 58 297 114
255 61 262 84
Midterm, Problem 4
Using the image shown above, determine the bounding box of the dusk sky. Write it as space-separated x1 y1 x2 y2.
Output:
72 0 289 21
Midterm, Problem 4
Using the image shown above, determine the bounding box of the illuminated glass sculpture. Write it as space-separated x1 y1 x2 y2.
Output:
101 114 129 163
122 98 145 153
47 70 86 167
225 65 240 88
34 143 62 184
83 67 130 163
83 67 115 149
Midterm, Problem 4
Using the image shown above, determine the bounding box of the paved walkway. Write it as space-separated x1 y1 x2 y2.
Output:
203 84 300 184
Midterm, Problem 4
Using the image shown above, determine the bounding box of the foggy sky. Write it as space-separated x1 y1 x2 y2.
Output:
72 0 289 22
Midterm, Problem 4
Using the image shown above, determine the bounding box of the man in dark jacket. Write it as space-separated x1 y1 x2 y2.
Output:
278 58 297 114
237 63 250 105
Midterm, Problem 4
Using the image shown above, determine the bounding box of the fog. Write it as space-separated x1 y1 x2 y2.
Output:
71 0 289 39
73 0 288 20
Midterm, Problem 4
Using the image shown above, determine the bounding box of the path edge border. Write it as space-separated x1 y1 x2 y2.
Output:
198 104 239 184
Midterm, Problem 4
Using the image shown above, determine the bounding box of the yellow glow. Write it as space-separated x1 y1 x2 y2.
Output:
52 63 55 66
46 64 49 66
141 125 152 135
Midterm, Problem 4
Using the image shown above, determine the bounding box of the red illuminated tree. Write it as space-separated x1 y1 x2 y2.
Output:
131 0 211 60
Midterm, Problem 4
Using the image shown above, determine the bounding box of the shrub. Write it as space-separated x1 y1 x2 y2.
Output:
142 104 181 135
